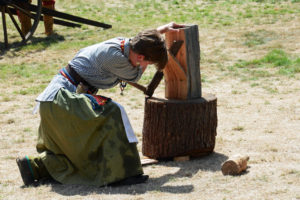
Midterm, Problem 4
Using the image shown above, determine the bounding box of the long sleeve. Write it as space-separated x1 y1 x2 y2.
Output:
101 48 143 83
69 37 141 89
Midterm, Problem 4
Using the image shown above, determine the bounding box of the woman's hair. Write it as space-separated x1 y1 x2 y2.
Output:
130 29 168 71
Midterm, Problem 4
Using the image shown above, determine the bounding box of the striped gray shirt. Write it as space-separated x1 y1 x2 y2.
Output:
69 37 142 89
36 37 142 102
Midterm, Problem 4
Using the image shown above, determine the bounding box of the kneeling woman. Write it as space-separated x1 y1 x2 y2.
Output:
16 22 184 186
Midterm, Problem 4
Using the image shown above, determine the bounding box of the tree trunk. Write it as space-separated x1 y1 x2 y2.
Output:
142 94 217 159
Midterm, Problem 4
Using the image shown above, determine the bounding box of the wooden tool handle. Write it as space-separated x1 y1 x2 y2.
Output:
127 70 164 97
127 82 147 93
145 71 164 97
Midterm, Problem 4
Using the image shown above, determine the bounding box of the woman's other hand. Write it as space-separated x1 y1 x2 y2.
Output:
157 22 185 34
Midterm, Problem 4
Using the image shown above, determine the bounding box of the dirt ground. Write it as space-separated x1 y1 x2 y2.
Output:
0 17 300 200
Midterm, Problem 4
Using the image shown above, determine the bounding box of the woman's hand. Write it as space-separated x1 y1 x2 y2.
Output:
156 22 185 34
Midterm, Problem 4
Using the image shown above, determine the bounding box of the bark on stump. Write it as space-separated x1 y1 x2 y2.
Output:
142 25 218 159
142 94 217 159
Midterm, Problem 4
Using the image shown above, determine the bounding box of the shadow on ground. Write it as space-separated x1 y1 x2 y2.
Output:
0 33 65 56
47 152 228 196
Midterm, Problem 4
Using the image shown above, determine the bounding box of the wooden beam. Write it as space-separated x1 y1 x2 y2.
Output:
1 6 8 48
27 3 112 29
7 7 81 27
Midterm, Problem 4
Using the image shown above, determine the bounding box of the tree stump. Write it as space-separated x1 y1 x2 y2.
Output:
142 25 218 159
142 95 217 158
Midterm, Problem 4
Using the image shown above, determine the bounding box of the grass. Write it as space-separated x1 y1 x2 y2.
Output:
23 128 32 133
232 126 245 131
0 63 55 81
228 49 300 81
0 96 12 102
243 30 277 47
7 119 15 124
13 84 47 95
2 1 299 49
1 2 299 89
287 170 300 176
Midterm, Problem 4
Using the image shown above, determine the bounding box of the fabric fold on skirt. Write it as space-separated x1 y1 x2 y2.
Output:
36 88 143 186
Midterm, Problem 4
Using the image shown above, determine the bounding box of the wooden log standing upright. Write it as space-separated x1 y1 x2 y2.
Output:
142 25 218 159
164 25 201 100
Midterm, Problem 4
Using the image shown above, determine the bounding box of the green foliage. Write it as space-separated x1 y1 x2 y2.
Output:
230 49 300 79
0 0 299 95
0 63 55 82
262 49 291 66
252 0 287 3
14 84 47 95
2 0 299 49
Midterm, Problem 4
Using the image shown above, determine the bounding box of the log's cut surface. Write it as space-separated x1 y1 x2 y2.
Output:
221 155 250 175
142 93 217 159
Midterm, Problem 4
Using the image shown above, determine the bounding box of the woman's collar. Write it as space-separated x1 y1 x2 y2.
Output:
124 38 130 58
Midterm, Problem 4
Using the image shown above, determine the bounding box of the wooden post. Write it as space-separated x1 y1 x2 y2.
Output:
164 25 201 99
42 0 55 36
17 0 32 35
1 6 9 48
142 25 218 159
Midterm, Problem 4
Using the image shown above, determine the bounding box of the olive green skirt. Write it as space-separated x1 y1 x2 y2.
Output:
36 88 143 186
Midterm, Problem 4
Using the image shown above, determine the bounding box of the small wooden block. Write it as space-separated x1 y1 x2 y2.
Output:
173 156 190 162
221 155 250 175
141 158 158 166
